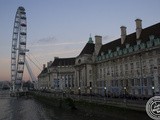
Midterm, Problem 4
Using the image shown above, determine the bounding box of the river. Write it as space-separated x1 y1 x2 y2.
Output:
0 90 111 120
0 90 151 120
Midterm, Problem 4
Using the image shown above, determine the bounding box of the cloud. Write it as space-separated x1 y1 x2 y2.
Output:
28 41 85 48
37 36 57 43
33 49 80 58
28 36 57 47
28 35 86 48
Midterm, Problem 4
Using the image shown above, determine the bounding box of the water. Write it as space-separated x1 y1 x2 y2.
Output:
0 91 109 120
0 90 151 120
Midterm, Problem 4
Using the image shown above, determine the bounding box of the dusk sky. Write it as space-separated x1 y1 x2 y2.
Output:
0 0 160 81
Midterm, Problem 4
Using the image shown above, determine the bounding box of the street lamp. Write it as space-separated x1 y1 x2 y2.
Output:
123 86 127 107
124 87 126 99
90 87 92 96
78 87 81 95
69 87 71 94
152 86 155 96
104 87 106 97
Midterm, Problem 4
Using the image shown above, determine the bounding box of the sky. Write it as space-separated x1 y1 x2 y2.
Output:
0 0 160 81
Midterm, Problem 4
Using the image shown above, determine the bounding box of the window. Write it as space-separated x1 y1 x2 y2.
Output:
100 69 102 78
129 46 133 53
100 81 102 87
110 53 113 58
131 79 134 86
117 47 120 51
101 52 104 56
125 64 128 70
115 80 118 87
89 82 92 87
134 45 139 51
108 50 112 54
147 41 153 48
118 50 122 55
143 69 146 74
106 54 109 59
144 89 148 96
136 62 140 68
158 67 160 75
125 71 128 76
143 60 146 67
130 63 134 69
150 67 154 75
138 89 141 95
136 70 140 76
144 78 147 86
140 43 146 49
111 80 114 87
149 35 155 41
131 70 134 76
120 80 123 87
123 48 127 54
114 51 117 57
103 68 106 78
154 38 160 46
126 44 130 48
157 58 160 65
102 55 105 60
149 59 154 74
120 65 123 71
135 79 140 86
132 89 135 95
89 75 92 80
137 40 141 45
126 79 129 87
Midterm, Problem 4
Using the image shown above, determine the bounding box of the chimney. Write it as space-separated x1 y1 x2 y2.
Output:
95 35 102 55
43 64 46 69
135 19 142 39
47 62 50 68
120 26 127 44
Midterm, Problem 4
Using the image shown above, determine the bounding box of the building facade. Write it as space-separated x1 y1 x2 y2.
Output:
49 57 75 93
38 19 160 97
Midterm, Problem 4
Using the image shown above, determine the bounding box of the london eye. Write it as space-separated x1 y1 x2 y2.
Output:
11 6 28 92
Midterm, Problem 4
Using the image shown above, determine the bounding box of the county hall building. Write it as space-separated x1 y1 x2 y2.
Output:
38 19 160 97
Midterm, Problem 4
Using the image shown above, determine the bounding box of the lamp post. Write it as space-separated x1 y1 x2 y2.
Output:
124 86 126 103
78 87 81 95
152 86 155 96
90 87 92 96
69 87 71 94
104 87 106 97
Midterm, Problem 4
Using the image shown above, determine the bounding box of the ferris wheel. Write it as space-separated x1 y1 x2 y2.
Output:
11 6 28 91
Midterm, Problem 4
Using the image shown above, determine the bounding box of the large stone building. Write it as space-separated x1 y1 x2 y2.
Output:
38 19 160 97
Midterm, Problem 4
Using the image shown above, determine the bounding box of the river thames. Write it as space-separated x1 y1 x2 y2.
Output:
0 90 114 120
0 90 151 120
